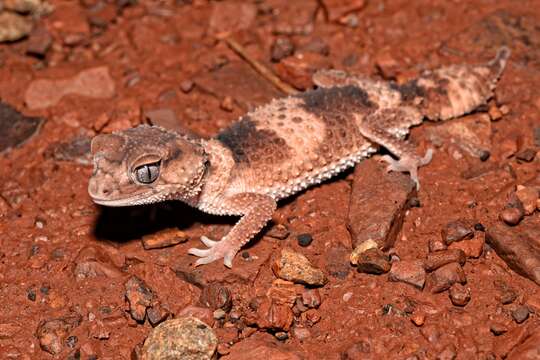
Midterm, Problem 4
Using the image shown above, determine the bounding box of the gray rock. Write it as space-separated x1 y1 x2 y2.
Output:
142 317 217 360
0 12 32 42
0 102 43 154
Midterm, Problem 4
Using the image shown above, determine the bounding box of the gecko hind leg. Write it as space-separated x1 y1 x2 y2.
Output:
380 148 433 189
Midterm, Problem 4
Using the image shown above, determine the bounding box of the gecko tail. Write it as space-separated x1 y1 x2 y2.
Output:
488 46 511 79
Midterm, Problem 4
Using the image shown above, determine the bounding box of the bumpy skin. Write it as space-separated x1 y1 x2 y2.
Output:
88 48 510 268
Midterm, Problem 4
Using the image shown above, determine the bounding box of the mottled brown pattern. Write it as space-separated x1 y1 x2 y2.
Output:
298 85 375 163
216 116 291 169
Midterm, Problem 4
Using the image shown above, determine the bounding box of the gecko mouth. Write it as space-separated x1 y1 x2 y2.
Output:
90 191 160 207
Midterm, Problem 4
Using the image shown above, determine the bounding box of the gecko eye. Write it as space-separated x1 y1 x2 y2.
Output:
134 161 161 184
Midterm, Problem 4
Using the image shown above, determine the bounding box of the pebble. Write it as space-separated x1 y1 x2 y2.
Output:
125 276 154 323
275 52 330 90
448 233 485 259
424 249 466 272
0 12 32 42
488 104 503 121
511 305 530 324
26 26 52 57
515 185 539 215
147 304 170 327
36 315 82 355
350 239 378 264
499 207 523 226
213 309 226 320
448 284 471 306
427 263 466 293
0 101 43 154
25 66 116 110
441 219 474 245
489 321 508 335
199 283 232 312
516 148 537 162
388 260 426 289
141 228 188 250
180 80 194 93
292 327 311 341
410 312 425 326
301 288 321 309
354 248 391 275
274 331 288 341
428 238 447 252
271 37 295 62
142 317 217 360
273 248 327 286
494 280 518 305
266 224 290 239
296 233 313 247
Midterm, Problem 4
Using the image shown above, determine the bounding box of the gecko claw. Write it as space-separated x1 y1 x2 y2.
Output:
380 149 434 189
189 236 237 268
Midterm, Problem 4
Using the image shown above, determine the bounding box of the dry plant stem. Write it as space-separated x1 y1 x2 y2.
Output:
220 36 299 96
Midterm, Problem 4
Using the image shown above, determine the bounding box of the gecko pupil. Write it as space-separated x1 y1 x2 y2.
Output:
135 162 160 184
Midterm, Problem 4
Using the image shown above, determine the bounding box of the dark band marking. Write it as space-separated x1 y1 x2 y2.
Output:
216 116 291 167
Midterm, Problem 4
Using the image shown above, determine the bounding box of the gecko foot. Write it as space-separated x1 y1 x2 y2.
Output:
188 236 237 268
380 149 433 189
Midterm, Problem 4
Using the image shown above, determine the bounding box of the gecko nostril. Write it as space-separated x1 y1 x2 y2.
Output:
101 188 110 195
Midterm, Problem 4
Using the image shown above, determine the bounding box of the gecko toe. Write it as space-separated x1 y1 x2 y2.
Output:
188 248 212 257
195 256 215 266
201 236 218 247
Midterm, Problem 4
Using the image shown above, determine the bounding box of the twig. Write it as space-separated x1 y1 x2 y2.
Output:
220 36 299 96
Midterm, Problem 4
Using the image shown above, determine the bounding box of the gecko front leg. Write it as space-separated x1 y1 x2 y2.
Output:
188 193 277 268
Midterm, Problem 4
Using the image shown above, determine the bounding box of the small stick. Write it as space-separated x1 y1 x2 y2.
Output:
220 36 299 96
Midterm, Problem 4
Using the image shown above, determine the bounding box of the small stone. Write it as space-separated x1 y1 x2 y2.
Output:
275 52 330 90
266 224 290 239
516 148 537 163
147 304 170 327
428 238 447 252
350 239 378 264
213 309 226 320
354 248 391 275
448 233 485 259
292 327 311 341
388 260 426 289
410 312 426 326
274 331 288 341
441 219 474 245
125 276 154 323
301 288 321 309
479 150 491 161
142 317 217 360
272 248 327 286
4 0 44 14
27 288 36 301
296 233 313 247
141 228 188 250
36 315 82 355
427 263 467 293
220 96 234 112
26 27 52 58
0 12 32 42
180 80 194 93
424 249 466 272
144 108 179 131
488 104 503 121
499 207 524 226
199 283 232 312
490 321 508 336
515 185 539 215
271 37 295 62
511 306 529 324
408 197 421 207
448 284 471 306
241 251 250 259
0 102 43 154
474 223 485 231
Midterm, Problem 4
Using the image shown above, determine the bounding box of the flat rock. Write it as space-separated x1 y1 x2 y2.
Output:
46 135 92 165
273 248 327 286
448 232 485 258
25 66 115 110
424 249 466 272
0 12 32 42
441 219 474 245
353 248 391 275
486 216 540 286
348 158 416 250
141 228 188 250
142 317 217 360
388 260 426 289
0 102 43 154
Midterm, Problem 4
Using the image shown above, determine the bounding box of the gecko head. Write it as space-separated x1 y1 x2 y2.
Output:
88 125 208 207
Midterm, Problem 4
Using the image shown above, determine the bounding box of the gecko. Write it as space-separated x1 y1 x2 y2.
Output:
88 47 510 268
